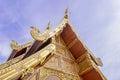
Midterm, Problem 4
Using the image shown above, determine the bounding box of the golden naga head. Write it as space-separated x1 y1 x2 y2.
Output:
11 40 18 50
31 26 40 34
30 26 42 40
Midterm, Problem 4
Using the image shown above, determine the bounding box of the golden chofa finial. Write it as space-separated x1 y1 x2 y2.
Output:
31 26 40 33
11 40 18 50
46 21 51 31
30 26 42 40
64 7 69 19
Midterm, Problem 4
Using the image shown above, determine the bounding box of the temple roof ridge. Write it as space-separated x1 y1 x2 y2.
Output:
4 8 106 80
0 44 55 80
10 17 68 51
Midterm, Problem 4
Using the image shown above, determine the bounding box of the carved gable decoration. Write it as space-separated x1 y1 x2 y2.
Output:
0 8 106 80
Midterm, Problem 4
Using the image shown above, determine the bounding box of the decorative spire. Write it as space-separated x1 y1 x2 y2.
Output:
31 26 40 33
46 21 50 31
10 40 18 50
11 40 18 47
64 7 69 19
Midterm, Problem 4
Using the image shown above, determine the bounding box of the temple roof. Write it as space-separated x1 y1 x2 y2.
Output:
0 8 106 80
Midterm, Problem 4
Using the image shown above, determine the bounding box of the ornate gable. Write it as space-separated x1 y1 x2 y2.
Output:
0 8 106 80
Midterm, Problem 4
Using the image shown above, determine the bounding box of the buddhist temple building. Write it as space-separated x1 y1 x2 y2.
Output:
0 9 106 80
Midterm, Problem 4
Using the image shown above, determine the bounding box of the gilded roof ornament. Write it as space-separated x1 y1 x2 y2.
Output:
46 21 51 31
30 26 42 40
0 44 55 80
11 40 19 50
30 17 69 41
31 26 41 34
11 40 34 51
64 7 69 19
30 26 49 41
96 57 103 66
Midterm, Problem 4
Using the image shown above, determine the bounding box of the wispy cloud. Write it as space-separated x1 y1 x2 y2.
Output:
0 33 11 63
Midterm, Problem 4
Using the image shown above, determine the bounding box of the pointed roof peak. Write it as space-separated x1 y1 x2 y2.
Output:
64 7 69 19
46 21 51 30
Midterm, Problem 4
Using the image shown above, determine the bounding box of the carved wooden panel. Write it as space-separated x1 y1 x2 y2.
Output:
40 67 82 80
44 55 60 70
76 53 93 75
61 57 73 73
29 35 81 79
55 36 75 60
45 76 61 80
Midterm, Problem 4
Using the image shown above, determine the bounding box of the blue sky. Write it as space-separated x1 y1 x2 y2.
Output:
0 0 120 80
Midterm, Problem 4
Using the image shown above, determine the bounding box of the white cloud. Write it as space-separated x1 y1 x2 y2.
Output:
0 34 12 58
0 42 11 57
98 1 120 80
